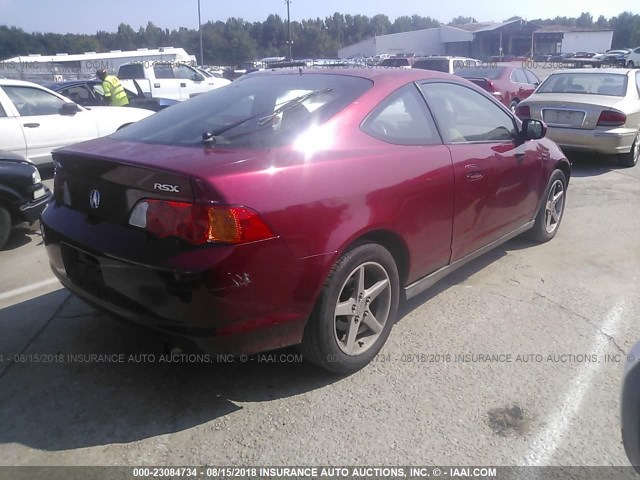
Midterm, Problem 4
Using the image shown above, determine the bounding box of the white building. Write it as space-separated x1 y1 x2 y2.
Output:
555 30 614 54
339 26 473 58
338 20 614 60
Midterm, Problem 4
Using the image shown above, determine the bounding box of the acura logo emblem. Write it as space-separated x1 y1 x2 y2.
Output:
89 189 101 209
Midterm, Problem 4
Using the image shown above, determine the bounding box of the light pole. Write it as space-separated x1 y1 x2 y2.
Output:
198 0 204 65
286 0 293 60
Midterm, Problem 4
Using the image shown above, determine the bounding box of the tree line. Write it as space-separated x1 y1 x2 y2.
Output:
1 11 639 65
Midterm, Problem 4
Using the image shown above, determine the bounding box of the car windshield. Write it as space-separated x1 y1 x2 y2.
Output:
455 67 505 79
111 73 372 148
537 73 628 96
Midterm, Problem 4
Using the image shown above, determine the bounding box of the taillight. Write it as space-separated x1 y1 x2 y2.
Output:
597 109 626 127
515 105 531 119
128 200 275 245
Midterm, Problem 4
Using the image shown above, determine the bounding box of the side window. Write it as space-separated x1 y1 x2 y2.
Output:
118 64 144 79
511 69 528 84
174 65 196 80
60 85 92 104
361 84 440 145
420 82 516 143
3 86 66 116
153 64 175 79
0 102 6 117
524 69 540 85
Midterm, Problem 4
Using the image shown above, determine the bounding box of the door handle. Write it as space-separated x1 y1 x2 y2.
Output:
180 82 186 87
23 123 40 128
465 164 483 180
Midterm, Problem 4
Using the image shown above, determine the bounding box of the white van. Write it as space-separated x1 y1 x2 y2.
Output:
412 56 483 74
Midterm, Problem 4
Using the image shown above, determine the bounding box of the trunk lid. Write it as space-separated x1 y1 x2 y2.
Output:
52 137 269 225
524 93 627 130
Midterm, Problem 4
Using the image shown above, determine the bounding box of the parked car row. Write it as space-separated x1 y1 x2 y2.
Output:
534 47 640 68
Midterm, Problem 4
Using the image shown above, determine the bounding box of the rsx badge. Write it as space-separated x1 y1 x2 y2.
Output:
153 183 180 193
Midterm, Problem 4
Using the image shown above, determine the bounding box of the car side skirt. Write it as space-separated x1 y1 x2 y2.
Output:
404 221 535 300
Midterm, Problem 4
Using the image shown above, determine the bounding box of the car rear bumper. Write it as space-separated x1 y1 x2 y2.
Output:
18 187 52 224
40 202 327 355
546 126 637 154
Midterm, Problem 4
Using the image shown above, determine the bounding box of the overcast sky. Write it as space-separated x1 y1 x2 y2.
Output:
1 0 638 34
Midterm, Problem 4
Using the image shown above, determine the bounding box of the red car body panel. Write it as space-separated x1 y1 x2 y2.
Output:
41 68 568 355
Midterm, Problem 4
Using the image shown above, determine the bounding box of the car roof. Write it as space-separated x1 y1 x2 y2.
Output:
43 80 100 89
245 66 457 83
414 56 474 61
550 68 633 75
0 79 47 87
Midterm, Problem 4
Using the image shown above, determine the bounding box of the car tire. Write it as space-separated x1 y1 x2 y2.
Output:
299 243 400 374
620 133 640 168
510 100 520 112
628 61 635 68
0 205 11 250
526 169 567 243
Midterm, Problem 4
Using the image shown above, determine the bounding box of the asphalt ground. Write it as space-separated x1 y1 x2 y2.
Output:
0 152 638 472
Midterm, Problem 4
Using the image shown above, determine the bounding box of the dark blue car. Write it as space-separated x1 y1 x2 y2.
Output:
42 80 178 112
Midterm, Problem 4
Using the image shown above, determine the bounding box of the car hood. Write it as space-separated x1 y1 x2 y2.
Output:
0 150 32 165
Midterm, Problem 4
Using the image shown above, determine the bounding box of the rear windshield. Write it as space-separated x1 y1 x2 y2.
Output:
381 59 410 67
413 59 450 72
456 67 505 79
537 73 628 96
112 74 373 148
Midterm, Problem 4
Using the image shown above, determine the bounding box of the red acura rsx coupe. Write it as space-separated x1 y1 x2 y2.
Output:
41 67 570 373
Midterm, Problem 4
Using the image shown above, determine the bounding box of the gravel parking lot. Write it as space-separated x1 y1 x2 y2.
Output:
0 155 639 469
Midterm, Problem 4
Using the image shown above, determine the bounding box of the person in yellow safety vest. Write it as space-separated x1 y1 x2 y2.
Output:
96 68 129 106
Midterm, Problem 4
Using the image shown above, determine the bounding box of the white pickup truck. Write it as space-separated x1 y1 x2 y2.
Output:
118 61 231 101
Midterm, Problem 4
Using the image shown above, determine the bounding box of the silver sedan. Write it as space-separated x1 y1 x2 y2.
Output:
516 68 640 167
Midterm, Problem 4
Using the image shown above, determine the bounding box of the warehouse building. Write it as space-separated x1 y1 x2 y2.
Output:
338 19 613 59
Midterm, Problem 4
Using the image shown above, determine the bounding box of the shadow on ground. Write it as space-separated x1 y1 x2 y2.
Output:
564 151 630 178
0 290 338 451
0 232 544 452
1 222 42 251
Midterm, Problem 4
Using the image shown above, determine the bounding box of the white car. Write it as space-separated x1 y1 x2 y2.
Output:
0 79 154 165
627 47 640 68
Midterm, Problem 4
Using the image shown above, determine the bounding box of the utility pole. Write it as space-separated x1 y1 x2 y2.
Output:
198 0 204 65
286 0 293 60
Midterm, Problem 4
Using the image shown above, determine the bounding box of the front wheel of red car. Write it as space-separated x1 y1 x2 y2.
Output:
527 169 567 243
299 243 400 374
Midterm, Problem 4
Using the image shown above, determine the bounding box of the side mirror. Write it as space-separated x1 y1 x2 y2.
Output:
59 102 81 115
622 341 640 473
193 73 205 82
521 118 546 140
